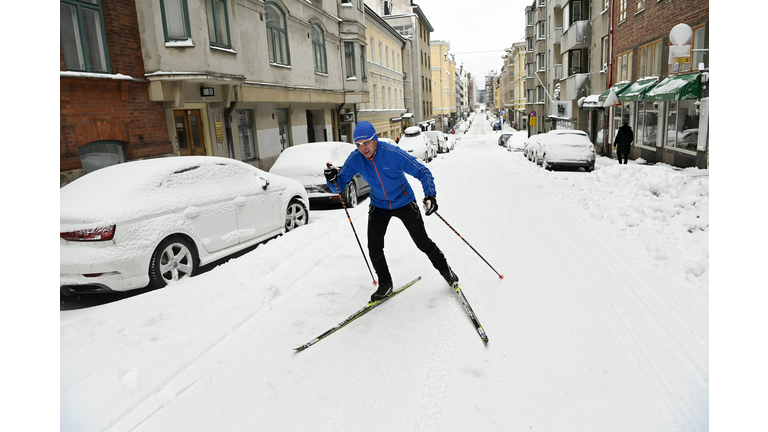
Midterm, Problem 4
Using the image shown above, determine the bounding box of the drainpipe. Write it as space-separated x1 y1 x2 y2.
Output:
224 85 239 159
606 0 614 157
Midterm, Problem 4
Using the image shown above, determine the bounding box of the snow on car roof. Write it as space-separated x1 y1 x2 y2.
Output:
269 142 357 187
61 156 286 225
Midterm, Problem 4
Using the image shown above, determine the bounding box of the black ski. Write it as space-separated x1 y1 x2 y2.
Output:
452 283 488 343
293 276 422 351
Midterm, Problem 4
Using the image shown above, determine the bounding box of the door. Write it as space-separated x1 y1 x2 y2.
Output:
235 172 282 243
174 109 207 156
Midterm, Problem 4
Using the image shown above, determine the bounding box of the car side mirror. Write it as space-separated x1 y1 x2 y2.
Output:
259 176 270 190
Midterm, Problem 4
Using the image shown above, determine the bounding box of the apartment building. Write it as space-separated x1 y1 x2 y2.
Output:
524 1 547 135
358 4 407 139
430 40 456 131
368 0 435 125
605 0 709 168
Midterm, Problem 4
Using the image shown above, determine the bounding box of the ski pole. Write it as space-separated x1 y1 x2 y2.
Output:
327 163 377 285
432 210 504 280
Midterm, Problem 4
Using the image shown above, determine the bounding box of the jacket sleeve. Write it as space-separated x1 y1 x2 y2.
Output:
400 150 437 197
326 152 358 193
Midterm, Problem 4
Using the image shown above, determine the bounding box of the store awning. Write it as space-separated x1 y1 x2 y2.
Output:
618 77 660 102
646 73 702 102
579 94 603 110
598 81 632 102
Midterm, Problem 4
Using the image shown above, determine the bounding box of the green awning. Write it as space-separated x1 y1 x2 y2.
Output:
598 81 632 101
618 77 660 102
646 73 702 102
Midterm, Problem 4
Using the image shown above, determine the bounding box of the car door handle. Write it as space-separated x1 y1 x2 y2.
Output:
183 207 200 218
234 196 247 207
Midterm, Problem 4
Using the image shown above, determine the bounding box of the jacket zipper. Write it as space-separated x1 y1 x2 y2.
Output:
370 159 391 210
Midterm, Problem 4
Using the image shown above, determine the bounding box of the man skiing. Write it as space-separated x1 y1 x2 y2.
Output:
324 121 458 303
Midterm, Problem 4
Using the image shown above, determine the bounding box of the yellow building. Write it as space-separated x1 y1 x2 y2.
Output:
430 40 456 131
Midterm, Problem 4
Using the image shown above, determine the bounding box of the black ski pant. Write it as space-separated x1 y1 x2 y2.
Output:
367 200 449 284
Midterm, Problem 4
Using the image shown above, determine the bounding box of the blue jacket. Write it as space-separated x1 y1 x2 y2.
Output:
328 141 436 210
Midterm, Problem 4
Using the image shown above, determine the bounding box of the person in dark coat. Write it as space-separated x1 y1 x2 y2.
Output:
613 120 634 164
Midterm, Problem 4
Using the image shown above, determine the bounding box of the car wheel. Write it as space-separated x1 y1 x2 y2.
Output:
149 235 198 288
345 183 358 207
542 155 552 170
285 198 308 232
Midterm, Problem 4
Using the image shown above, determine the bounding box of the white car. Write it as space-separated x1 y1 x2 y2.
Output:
526 133 550 164
60 156 309 294
505 133 527 152
538 130 597 172
398 126 434 162
424 131 449 154
270 142 370 208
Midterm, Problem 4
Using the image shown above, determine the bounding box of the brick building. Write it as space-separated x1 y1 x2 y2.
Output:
60 0 171 187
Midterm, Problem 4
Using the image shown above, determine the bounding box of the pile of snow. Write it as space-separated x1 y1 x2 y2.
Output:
568 163 709 279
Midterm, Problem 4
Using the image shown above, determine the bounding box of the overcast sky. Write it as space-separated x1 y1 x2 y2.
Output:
416 0 533 80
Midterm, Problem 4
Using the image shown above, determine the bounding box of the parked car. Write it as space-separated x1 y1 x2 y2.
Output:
425 131 450 153
444 134 457 150
270 141 370 208
538 130 596 172
526 133 550 164
60 156 309 294
379 137 398 146
398 126 435 162
492 123 502 131
505 133 527 152
498 133 512 146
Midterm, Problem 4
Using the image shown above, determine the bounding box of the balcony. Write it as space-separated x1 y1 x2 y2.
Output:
553 27 562 46
561 20 591 52
560 73 591 101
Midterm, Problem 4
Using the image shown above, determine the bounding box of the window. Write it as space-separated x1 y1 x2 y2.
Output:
685 25 707 72
360 44 367 80
160 0 191 41
385 46 389 67
572 1 583 22
616 51 632 82
569 50 582 75
526 10 533 26
379 42 383 65
206 0 230 48
636 0 646 12
266 2 290 65
536 86 545 103
526 37 533 52
526 89 534 104
536 21 546 40
638 40 661 77
536 53 545 71
237 110 257 159
637 101 659 147
370 37 375 62
60 0 111 73
601 36 609 71
373 84 378 108
311 24 327 73
618 0 627 22
344 42 356 78
526 62 534 78
666 100 699 153
277 108 291 150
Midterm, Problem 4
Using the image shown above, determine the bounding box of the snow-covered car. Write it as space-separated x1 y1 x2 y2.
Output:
505 133 527 152
538 130 596 172
498 133 512 146
60 156 309 294
526 133 550 164
398 126 434 162
270 142 370 208
425 131 450 154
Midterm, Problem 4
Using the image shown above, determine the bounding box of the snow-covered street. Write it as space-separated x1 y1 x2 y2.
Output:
60 117 709 431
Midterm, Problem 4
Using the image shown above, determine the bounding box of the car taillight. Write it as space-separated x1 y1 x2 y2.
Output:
60 225 116 242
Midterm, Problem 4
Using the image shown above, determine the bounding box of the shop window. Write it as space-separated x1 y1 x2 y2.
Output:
666 100 699 153
637 101 659 147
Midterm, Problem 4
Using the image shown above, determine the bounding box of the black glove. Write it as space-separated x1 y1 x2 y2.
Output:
324 165 339 183
423 195 438 216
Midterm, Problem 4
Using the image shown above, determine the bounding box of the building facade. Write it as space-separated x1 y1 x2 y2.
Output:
430 40 456 132
358 4 407 139
60 0 172 186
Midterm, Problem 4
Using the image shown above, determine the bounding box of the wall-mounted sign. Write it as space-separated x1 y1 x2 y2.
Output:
200 87 214 97
340 113 355 123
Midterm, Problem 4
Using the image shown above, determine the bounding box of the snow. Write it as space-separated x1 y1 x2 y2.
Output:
59 116 713 431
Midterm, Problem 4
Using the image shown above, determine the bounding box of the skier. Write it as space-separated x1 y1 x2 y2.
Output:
324 120 459 303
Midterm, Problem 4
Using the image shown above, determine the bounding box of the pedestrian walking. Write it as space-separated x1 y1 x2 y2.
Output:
324 121 458 303
613 120 634 164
